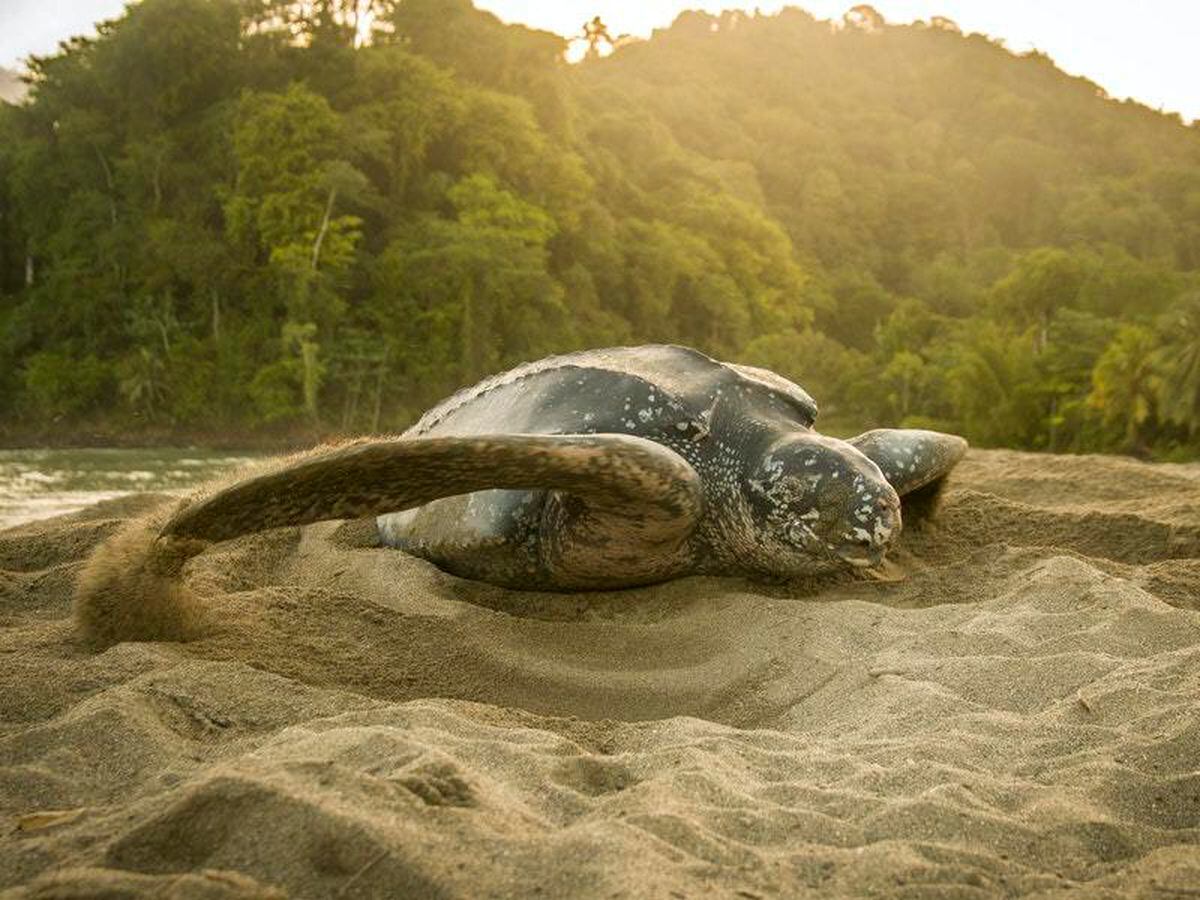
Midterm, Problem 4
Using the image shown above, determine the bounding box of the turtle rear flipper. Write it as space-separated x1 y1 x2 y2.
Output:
165 432 703 556
848 428 968 497
78 433 703 646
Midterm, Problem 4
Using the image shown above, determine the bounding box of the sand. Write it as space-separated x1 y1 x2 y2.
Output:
1 448 1198 898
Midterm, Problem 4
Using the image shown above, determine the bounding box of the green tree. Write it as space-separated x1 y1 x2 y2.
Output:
225 83 363 421
1037 309 1116 450
945 323 1042 447
1089 324 1162 452
990 248 1088 352
1156 293 1200 437
372 174 565 407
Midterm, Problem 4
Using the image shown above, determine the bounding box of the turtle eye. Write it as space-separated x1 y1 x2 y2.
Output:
800 473 824 492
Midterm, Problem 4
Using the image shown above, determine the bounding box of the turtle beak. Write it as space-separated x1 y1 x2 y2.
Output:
834 494 900 568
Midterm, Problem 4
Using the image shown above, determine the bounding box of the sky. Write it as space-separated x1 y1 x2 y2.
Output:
0 0 1196 122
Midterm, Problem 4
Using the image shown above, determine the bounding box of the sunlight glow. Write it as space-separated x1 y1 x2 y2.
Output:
475 0 1200 123
0 1 1196 122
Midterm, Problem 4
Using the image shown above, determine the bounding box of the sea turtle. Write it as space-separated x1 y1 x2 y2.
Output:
75 345 967 644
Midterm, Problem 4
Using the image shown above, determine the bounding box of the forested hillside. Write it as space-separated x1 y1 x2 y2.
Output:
2 0 1199 454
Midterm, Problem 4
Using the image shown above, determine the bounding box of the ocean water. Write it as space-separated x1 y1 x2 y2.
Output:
0 448 257 529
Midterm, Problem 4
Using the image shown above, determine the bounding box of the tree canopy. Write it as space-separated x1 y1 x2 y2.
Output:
2 1 1199 455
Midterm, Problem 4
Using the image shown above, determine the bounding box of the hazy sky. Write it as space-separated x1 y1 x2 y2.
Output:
1 0 1197 122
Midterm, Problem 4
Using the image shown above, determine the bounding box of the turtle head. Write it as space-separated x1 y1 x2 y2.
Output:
745 433 901 574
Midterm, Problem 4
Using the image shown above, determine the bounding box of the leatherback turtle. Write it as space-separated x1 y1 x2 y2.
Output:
75 345 968 645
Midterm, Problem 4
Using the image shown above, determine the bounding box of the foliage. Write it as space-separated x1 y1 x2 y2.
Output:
22 351 114 420
1088 324 1161 451
1 0 1199 456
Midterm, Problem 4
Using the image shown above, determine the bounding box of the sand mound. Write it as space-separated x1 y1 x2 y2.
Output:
2 449 1198 898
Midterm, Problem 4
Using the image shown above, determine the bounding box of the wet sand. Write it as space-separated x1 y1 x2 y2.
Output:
1 449 1198 898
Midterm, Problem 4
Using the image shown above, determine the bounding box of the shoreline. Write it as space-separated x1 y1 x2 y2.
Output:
0 423 338 454
0 422 1185 465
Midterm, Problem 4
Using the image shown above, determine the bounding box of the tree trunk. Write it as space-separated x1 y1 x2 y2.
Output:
371 344 389 433
95 147 118 226
156 316 170 354
459 283 478 380
301 337 321 422
152 147 164 213
311 186 338 271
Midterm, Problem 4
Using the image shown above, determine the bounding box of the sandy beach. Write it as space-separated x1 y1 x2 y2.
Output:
1 448 1198 898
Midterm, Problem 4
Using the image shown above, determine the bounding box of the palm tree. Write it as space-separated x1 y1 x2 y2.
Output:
581 16 613 60
1156 292 1200 437
1089 324 1162 451
946 322 1040 447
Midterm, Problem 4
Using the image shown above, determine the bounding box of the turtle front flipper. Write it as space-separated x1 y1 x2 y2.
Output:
848 428 968 497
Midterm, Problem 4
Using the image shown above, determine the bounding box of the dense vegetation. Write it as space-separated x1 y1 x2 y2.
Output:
2 0 1199 455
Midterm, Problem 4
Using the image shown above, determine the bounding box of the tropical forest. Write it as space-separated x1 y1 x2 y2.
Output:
2 0 1199 456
